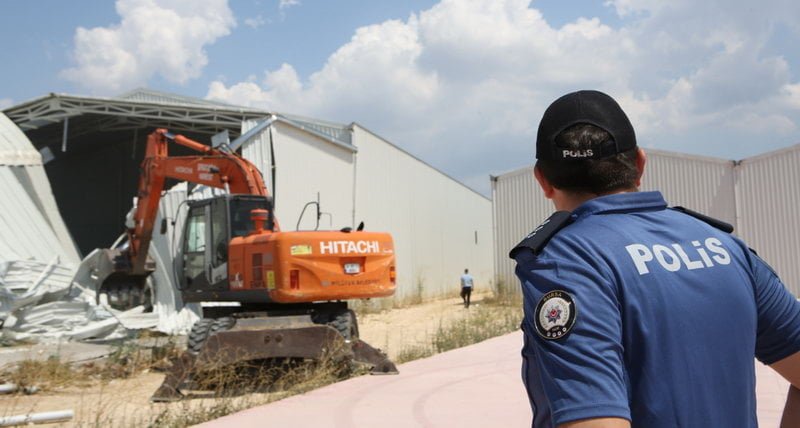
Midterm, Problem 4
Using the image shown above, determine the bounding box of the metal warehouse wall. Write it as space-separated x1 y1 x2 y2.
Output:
242 121 356 232
239 121 494 303
491 168 550 291
353 126 494 302
493 149 739 290
736 144 800 295
640 149 737 225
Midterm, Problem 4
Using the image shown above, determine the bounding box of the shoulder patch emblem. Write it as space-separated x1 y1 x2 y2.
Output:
534 290 577 340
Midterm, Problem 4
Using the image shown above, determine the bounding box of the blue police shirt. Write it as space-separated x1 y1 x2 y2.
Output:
513 191 800 427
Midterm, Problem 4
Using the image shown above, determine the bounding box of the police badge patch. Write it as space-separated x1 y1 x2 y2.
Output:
534 290 576 340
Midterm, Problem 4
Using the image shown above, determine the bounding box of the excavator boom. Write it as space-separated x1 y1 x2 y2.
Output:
126 129 273 275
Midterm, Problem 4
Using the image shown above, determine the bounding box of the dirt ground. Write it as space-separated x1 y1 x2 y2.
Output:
0 291 493 427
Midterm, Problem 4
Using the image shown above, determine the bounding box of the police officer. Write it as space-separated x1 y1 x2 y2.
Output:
510 90 800 427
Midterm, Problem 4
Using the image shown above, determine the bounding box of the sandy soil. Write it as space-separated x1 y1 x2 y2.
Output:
358 292 490 360
0 291 492 427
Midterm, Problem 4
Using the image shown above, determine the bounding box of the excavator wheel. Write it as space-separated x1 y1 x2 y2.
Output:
187 319 215 354
208 317 237 339
187 317 238 354
330 310 359 341
313 308 359 341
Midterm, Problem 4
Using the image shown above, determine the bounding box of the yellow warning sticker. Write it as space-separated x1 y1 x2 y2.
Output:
290 245 313 255
267 271 276 290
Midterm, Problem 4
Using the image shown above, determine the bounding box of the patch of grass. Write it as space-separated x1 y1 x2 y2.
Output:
144 347 364 428
433 306 521 353
148 399 244 428
393 273 426 308
486 278 522 306
0 335 182 393
1 356 88 390
395 297 523 364
79 337 180 381
395 346 435 364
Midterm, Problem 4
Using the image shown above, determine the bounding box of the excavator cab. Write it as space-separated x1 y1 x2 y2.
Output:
179 194 273 295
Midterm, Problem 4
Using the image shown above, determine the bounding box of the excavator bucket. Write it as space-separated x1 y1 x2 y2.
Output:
151 319 397 402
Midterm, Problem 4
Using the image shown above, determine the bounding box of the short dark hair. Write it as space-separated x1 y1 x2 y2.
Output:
535 123 639 194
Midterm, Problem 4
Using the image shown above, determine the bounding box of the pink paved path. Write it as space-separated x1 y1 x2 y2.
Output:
199 331 790 428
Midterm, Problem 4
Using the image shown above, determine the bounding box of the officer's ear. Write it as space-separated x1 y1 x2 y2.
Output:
635 148 647 187
534 166 555 199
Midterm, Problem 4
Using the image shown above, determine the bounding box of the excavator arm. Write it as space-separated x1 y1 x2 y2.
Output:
126 129 276 275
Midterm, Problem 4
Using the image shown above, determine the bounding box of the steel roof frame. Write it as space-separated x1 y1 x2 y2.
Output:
5 93 268 133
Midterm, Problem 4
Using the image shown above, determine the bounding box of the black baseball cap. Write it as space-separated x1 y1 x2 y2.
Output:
536 90 636 161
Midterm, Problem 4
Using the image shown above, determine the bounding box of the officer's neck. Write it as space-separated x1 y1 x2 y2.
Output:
551 187 638 212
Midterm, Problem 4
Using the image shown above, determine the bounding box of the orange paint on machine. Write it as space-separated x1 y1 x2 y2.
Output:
229 230 395 303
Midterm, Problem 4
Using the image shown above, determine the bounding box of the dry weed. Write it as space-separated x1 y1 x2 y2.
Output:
395 294 523 364
143 346 363 427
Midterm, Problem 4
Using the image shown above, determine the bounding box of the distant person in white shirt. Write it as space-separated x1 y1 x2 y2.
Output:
460 269 474 308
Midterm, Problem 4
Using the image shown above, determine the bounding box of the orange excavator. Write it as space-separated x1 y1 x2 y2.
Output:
97 129 398 401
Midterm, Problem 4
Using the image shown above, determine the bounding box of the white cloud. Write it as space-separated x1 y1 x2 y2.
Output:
61 0 235 94
206 0 800 194
244 15 266 29
0 98 13 109
209 18 439 130
783 84 800 109
279 0 299 10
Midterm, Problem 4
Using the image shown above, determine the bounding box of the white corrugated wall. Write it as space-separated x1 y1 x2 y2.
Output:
640 149 737 225
491 168 550 291
241 121 355 232
493 149 738 289
237 121 494 302
735 144 800 295
241 119 274 195
353 125 494 301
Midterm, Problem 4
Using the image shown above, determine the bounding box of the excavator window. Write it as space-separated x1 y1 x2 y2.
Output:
211 198 228 266
186 210 207 253
181 199 228 292
183 206 208 288
229 197 271 237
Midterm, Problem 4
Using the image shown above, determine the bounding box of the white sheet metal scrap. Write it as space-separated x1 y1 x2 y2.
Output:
0 112 166 342
0 252 159 342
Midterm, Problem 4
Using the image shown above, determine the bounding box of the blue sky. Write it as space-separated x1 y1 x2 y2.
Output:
2 0 799 194
0 1 440 102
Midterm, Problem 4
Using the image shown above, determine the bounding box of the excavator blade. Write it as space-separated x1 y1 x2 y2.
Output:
351 339 398 375
151 321 397 402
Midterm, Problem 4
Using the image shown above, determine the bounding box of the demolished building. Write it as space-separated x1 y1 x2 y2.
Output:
1 89 495 341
